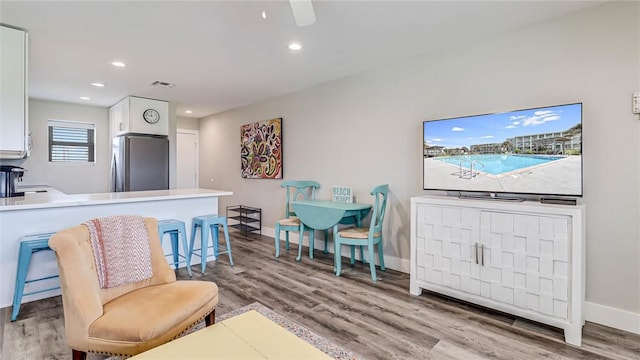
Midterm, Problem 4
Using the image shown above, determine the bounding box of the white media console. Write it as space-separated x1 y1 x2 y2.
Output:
410 195 585 345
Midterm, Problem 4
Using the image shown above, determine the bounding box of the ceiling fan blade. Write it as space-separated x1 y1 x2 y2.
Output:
289 0 316 27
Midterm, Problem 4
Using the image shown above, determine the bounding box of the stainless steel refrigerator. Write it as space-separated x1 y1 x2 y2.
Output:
111 134 169 192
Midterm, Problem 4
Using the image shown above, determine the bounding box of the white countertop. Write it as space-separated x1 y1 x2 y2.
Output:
0 187 233 211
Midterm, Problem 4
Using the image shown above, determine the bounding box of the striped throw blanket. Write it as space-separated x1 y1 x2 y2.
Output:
84 215 153 289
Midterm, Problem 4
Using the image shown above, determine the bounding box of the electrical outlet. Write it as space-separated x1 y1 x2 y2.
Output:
633 92 640 114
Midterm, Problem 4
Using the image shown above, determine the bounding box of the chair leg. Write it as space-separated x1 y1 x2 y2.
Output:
205 309 216 327
275 224 281 257
189 222 199 272
170 232 179 269
285 231 290 250
211 224 220 258
12 244 32 321
200 224 209 274
368 242 377 282
378 240 386 271
179 224 192 277
72 349 87 360
349 245 356 265
222 222 233 266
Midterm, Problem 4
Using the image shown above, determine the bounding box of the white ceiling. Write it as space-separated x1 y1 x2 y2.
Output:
0 1 604 119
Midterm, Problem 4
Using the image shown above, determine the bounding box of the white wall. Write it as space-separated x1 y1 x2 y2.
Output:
177 116 199 131
1 99 110 194
198 1 640 328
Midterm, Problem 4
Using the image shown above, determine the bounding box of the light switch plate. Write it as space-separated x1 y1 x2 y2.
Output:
633 92 640 114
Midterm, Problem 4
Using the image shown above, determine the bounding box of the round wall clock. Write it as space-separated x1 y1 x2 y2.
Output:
143 108 160 124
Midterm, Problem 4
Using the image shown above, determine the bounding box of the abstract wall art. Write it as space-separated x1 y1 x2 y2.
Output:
240 118 283 179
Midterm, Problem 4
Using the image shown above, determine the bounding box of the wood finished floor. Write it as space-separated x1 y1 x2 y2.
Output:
1 232 639 360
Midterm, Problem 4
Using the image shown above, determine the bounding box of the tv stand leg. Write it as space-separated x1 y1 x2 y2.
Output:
410 281 422 296
564 325 583 346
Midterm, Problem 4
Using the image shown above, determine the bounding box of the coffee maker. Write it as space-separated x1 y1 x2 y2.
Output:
0 165 25 197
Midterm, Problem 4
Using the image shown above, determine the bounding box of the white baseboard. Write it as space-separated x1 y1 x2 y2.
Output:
265 226 639 335
585 301 640 334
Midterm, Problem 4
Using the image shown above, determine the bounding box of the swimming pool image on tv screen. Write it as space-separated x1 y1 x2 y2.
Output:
423 103 583 196
436 154 563 175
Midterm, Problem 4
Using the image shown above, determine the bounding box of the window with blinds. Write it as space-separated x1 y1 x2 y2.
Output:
48 120 95 163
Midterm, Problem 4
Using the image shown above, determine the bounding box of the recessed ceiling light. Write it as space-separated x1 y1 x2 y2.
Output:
288 42 302 51
80 96 91 100
90 82 106 87
185 110 193 114
261 10 267 19
111 61 126 67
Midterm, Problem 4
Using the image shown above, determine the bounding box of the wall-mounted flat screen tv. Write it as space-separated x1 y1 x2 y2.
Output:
423 103 582 197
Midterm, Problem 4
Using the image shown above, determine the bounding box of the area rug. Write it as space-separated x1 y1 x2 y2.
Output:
218 302 361 360
102 302 361 360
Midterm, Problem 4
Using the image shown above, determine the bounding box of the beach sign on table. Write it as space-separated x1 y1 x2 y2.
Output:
332 186 353 203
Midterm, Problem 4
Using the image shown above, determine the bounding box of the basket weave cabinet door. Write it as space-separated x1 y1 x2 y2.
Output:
479 211 570 320
413 205 482 295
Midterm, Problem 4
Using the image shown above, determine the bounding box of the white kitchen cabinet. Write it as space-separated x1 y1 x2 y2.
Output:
109 96 169 138
0 25 29 159
410 195 585 345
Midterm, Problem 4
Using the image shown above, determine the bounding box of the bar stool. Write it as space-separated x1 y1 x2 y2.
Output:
12 232 59 321
157 219 192 277
190 215 234 274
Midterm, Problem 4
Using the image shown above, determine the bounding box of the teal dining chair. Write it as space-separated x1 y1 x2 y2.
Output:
274 180 320 259
333 184 389 282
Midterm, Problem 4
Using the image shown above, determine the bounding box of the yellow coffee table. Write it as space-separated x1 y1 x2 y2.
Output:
131 310 333 359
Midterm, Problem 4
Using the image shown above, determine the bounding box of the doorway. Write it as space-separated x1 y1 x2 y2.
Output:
176 129 199 188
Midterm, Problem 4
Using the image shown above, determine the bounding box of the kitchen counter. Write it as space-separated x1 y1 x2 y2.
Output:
0 187 233 309
1 187 232 211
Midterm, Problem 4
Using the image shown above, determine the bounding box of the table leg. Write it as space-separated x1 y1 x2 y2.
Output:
356 214 365 263
333 224 341 276
308 229 315 260
323 229 329 254
296 222 304 262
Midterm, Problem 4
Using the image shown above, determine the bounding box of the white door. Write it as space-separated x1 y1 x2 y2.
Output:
176 130 199 189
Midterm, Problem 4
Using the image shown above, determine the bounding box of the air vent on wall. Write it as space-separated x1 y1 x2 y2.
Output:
150 81 175 89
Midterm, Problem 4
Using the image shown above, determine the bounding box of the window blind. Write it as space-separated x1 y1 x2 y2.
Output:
48 120 95 163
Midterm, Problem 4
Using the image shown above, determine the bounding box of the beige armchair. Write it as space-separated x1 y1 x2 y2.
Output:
48 217 218 360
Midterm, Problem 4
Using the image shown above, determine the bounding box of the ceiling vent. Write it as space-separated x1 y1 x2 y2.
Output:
150 81 175 89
